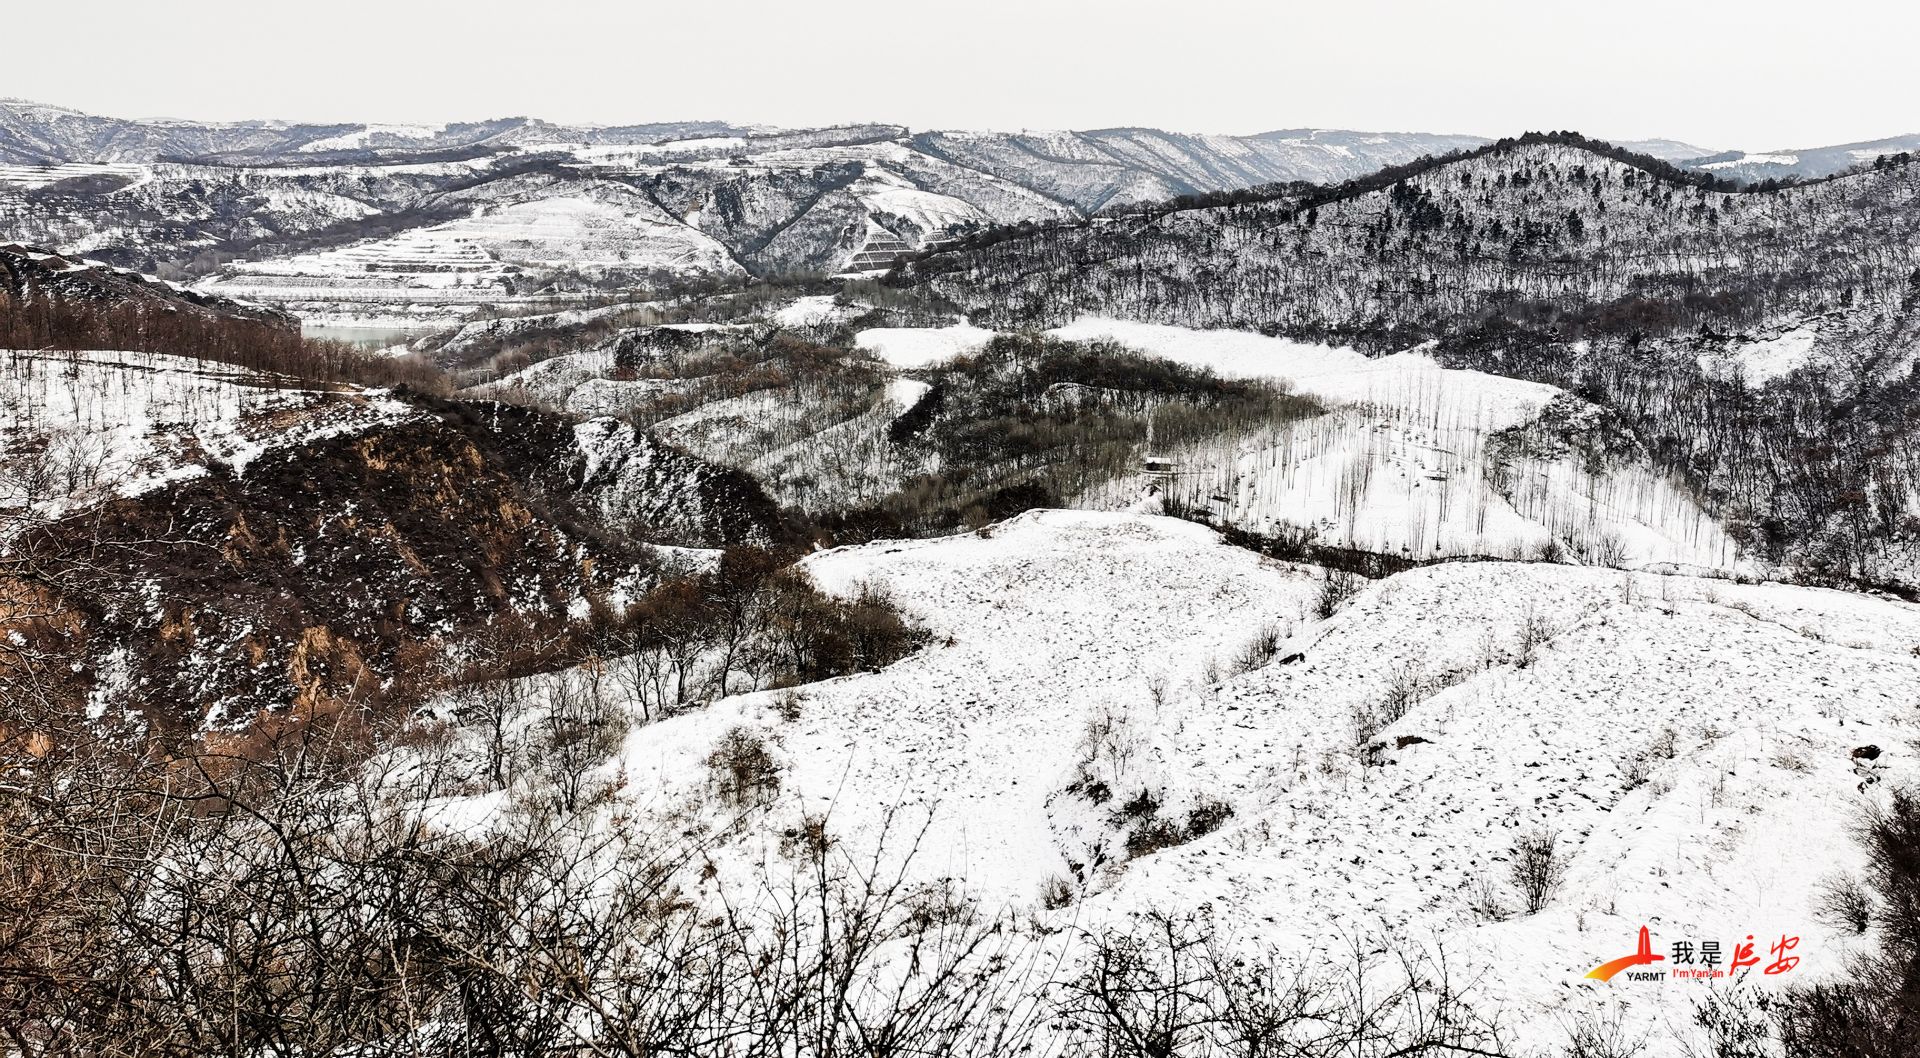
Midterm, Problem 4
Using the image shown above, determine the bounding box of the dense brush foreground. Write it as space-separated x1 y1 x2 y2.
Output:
2 130 1919 1057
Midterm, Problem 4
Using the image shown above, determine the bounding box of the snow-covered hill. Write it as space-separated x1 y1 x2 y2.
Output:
0 335 792 729
912 136 1920 336
905 136 1920 592
529 507 1919 1053
0 347 414 516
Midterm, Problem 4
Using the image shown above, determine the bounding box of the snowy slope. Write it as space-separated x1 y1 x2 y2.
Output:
853 324 996 368
0 347 416 515
1053 319 1743 570
1091 556 1918 1052
586 509 1920 1053
1051 317 1557 423
838 315 1742 571
612 510 1316 899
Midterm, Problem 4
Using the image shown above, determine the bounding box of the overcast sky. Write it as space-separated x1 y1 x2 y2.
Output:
10 0 1917 151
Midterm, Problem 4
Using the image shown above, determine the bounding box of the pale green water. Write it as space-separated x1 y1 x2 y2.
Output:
301 323 428 349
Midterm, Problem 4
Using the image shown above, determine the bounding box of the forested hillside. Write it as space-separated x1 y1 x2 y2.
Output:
902 134 1920 591
905 133 1920 340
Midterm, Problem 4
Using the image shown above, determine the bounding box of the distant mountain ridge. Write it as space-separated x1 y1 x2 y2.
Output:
4 100 1912 321
0 100 1496 312
10 99 1890 184
0 99 774 164
0 99 1483 178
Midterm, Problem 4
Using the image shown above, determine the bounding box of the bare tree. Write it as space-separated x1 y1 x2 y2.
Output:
1510 829 1566 914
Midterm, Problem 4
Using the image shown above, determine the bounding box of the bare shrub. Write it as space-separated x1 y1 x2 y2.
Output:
1124 817 1188 858
1314 568 1364 619
1350 704 1385 757
778 812 835 859
1040 874 1076 911
1058 910 1509 1058
1771 748 1810 773
1232 622 1285 675
706 726 782 809
529 670 630 813
773 688 804 722
1145 673 1169 710
1202 656 1223 685
1692 986 1776 1058
1510 829 1566 914
1618 753 1651 792
1467 875 1511 921
1081 703 1136 772
1378 661 1427 725
1813 872 1874 934
1564 1008 1648 1058
1118 787 1161 821
1185 799 1234 839
1515 603 1555 668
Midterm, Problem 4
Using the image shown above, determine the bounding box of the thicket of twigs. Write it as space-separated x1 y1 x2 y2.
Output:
0 715 1518 1058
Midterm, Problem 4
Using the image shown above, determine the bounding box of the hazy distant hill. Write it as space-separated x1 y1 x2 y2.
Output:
0 100 1493 313
1683 132 1920 182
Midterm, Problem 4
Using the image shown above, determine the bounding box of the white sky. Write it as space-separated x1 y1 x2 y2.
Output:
9 0 1917 151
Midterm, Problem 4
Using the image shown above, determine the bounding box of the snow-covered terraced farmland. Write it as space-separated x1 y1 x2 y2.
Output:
0 161 148 189
196 181 742 320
